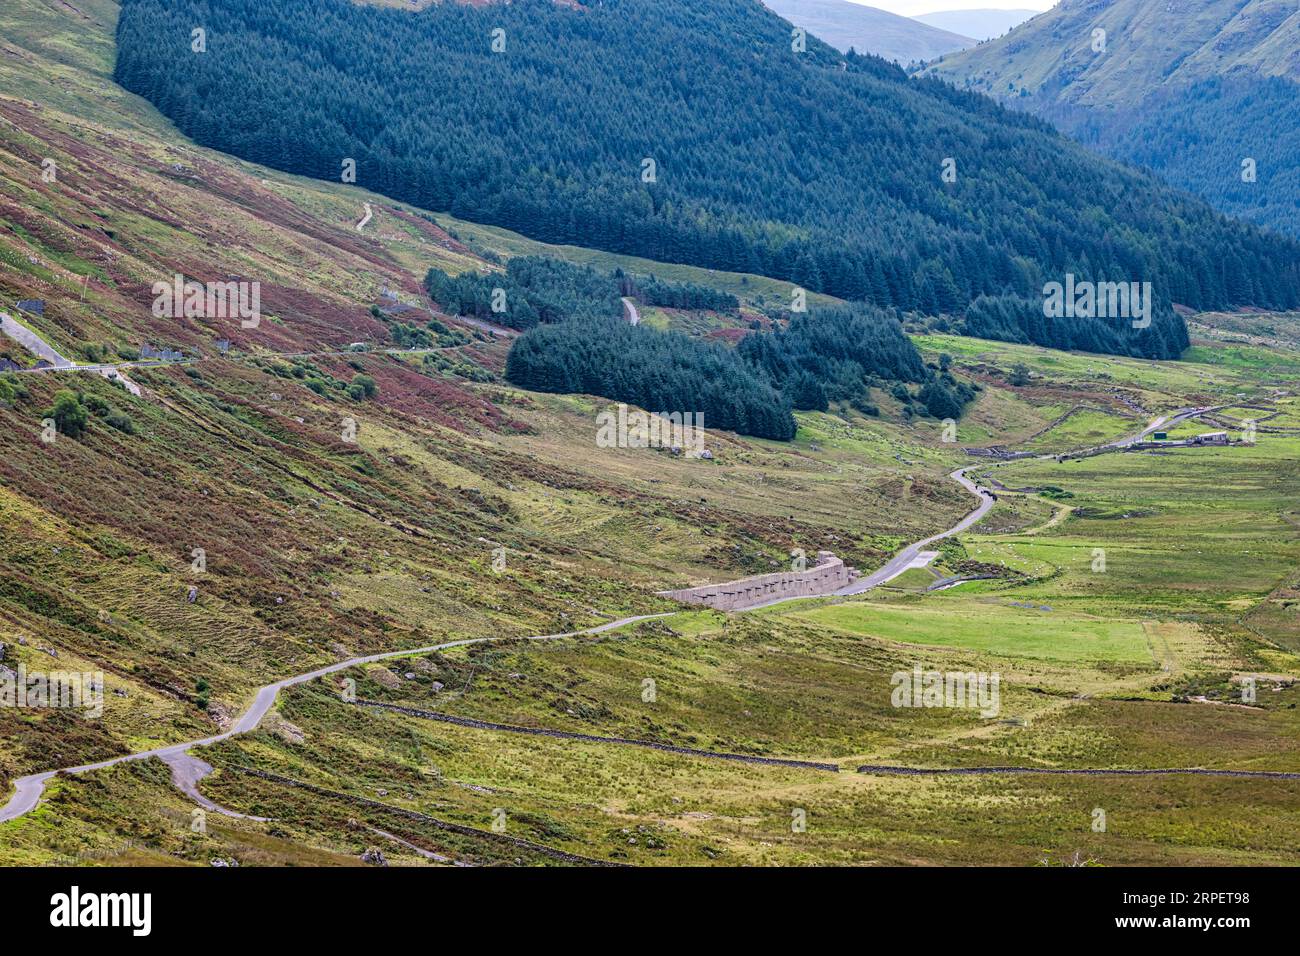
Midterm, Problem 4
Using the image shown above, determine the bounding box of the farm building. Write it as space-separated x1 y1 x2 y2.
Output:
1193 432 1230 445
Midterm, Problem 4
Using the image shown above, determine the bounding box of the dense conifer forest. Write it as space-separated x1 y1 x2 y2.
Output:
425 258 737 330
497 268 964 440
505 320 800 440
634 277 738 313
426 257 624 330
962 293 1189 357
1057 78 1300 241
115 0 1300 361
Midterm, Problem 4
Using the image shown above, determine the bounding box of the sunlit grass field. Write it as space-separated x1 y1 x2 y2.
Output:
788 597 1154 664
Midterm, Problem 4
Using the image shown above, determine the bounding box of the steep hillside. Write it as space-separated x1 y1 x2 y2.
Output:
763 0 974 63
922 0 1300 235
4 0 1300 874
0 0 985 814
111 0 1300 359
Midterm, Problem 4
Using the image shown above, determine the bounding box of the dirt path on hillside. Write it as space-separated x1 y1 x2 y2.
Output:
622 297 640 326
1019 499 1075 535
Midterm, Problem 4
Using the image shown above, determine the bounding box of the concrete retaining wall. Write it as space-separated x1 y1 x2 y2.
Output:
658 551 855 611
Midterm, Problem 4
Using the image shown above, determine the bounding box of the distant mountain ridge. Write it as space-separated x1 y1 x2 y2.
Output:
924 0 1299 107
921 0 1300 236
913 8 1040 42
764 0 973 64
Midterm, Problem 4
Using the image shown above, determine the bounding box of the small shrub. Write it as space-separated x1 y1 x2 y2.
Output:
0 374 29 406
105 409 135 434
45 389 88 438
350 373 377 400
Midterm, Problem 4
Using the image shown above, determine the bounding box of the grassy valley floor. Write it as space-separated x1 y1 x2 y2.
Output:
0 0 1297 868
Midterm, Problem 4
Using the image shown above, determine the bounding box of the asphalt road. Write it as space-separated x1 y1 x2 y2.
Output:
3 310 143 393
0 614 672 823
0 465 998 822
0 411 1228 825
838 468 993 596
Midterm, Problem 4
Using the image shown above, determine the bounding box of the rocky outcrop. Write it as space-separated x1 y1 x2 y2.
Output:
658 551 856 611
360 847 388 866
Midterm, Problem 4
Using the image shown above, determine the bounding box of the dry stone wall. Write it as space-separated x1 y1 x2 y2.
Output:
658 551 855 611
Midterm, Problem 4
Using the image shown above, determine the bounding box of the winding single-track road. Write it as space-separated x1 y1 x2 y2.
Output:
0 407 1253 827
0 614 671 824
3 311 143 394
738 467 994 612
838 468 993 596
0 463 998 824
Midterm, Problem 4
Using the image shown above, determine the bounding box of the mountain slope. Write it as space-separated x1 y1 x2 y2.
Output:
763 0 974 63
112 0 1300 359
6 0 1300 873
0 0 983 826
913 9 1042 43
925 0 1299 107
922 0 1300 236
